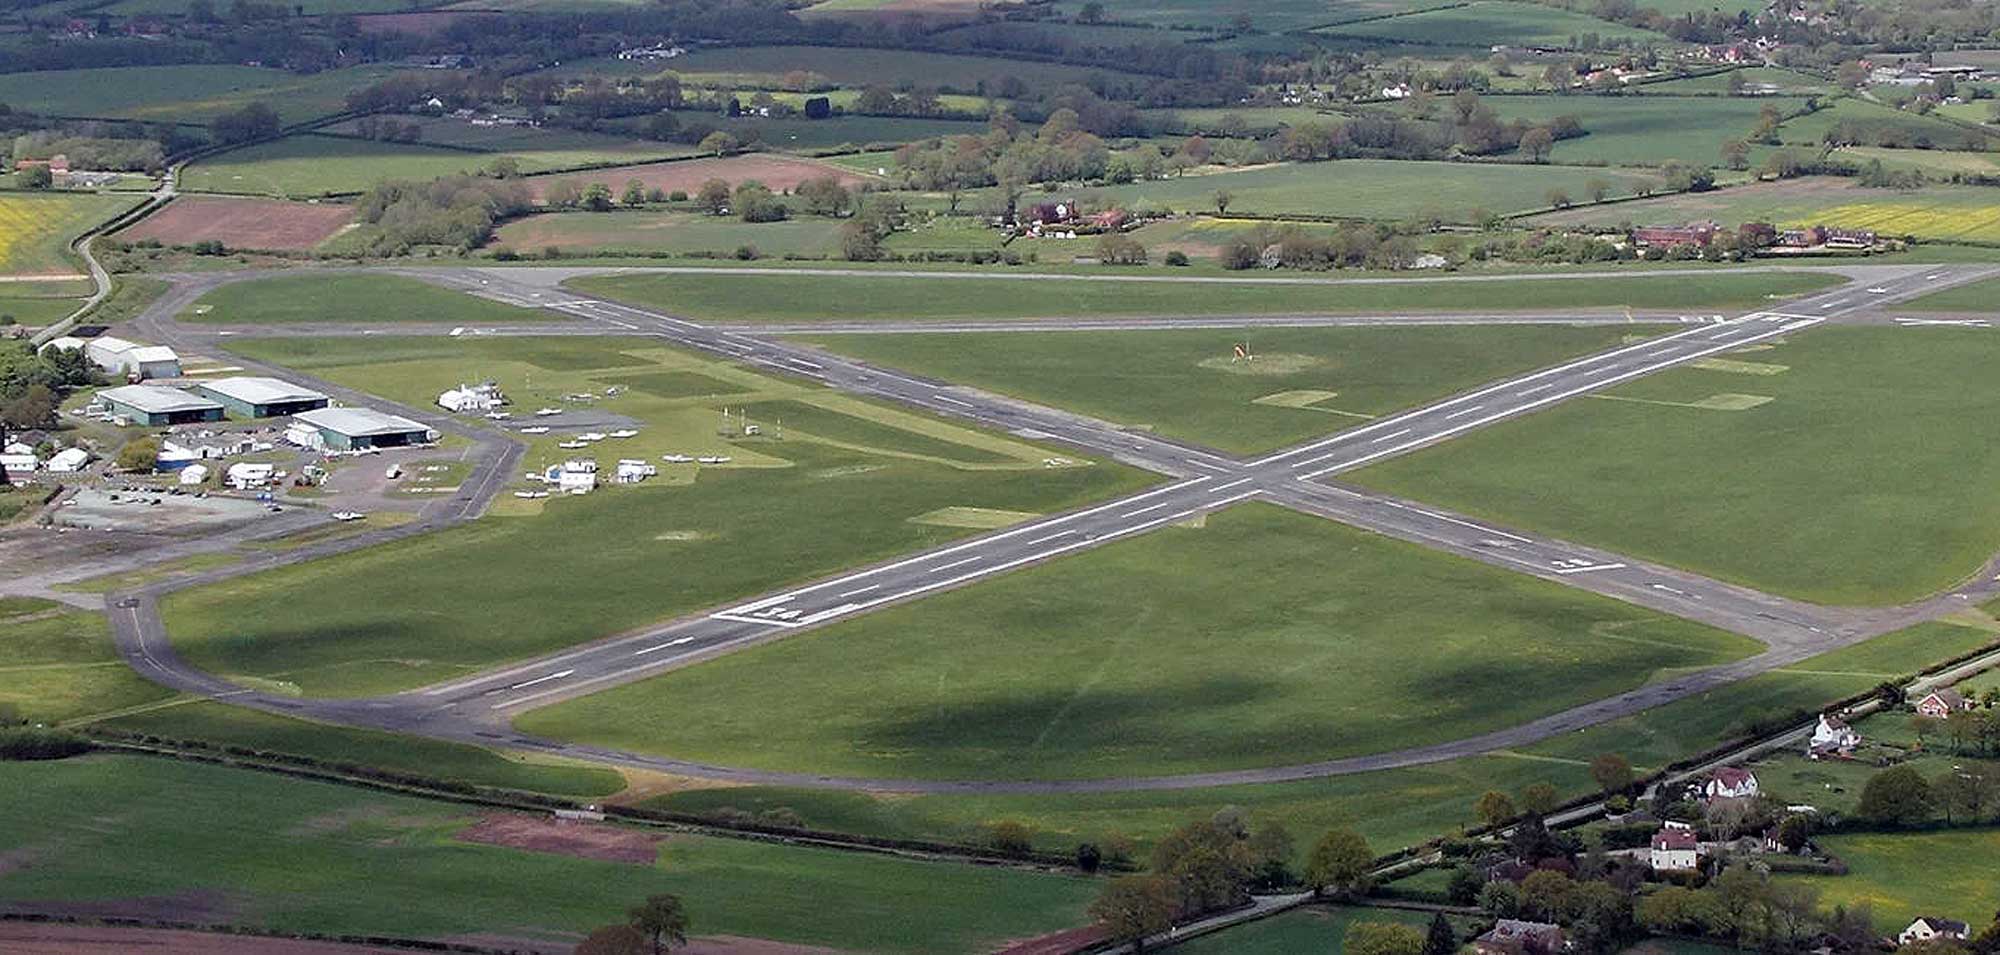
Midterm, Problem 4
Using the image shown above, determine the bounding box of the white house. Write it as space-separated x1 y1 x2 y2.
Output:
1806 713 1861 759
545 459 597 494
437 382 505 413
1705 767 1760 801
45 447 91 472
0 440 37 473
614 459 656 484
225 462 275 489
1900 918 1971 946
1649 823 1700 872
178 463 210 486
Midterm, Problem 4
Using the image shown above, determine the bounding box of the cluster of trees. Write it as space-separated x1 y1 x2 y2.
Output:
892 110 1115 194
1087 809 1306 949
209 101 281 146
574 893 689 955
347 116 425 144
1859 758 2000 828
1820 117 1996 152
1218 222 1427 272
8 131 163 171
1633 866 1881 954
0 341 97 430
353 173 533 254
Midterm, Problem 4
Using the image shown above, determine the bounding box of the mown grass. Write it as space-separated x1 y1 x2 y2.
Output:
1171 905 1444 954
1779 829 2000 932
164 336 1151 697
493 211 847 258
0 755 1098 952
800 323 1659 454
0 608 175 724
1355 326 2000 604
0 63 418 125
183 274 555 324
182 135 507 197
1903 275 2000 312
1315 1 1668 47
572 270 1839 324
1446 95 1806 167
520 503 1759 780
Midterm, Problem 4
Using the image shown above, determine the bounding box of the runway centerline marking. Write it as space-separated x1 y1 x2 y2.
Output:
508 669 573 690
633 637 695 655
1443 404 1484 420
929 556 982 574
1211 478 1254 493
838 584 881 597
1370 428 1413 444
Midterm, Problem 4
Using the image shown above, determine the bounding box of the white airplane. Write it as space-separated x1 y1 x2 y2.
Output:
1866 287 1889 294
331 511 366 522
578 432 606 442
661 454 693 463
558 440 589 450
697 455 731 464
535 408 563 417
609 429 639 438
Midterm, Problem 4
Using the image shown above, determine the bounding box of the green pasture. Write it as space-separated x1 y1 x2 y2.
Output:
1905 275 2000 311
0 604 173 724
572 269 1838 323
0 295 83 325
182 273 556 324
0 192 137 277
182 135 500 197
662 44 1125 91
801 323 1656 454
637 110 991 152
1174 905 1442 954
0 64 417 125
1315 1 1669 48
492 211 847 258
988 158 1663 221
163 335 1149 696
519 503 1758 781
0 755 1097 953
1355 326 2000 604
1781 830 2000 932
1779 97 1998 150
1641 67 1829 95
104 702 623 797
1042 0 1451 31
1445 95 1806 167
323 116 695 166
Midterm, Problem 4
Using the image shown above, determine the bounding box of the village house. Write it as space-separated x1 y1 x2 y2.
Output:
1900 917 1971 946
1475 919 1568 955
1916 688 1974 719
1705 767 1760 802
1806 713 1860 760
1632 222 1719 249
1649 823 1700 872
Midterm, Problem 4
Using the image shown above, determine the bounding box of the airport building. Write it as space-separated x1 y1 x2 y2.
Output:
77 336 182 380
286 407 437 451
97 384 226 426
191 376 331 419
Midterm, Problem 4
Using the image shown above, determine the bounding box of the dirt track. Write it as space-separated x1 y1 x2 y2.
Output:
0 923 415 954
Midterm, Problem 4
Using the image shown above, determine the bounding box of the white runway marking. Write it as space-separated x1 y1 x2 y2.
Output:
1123 500 1175 517
1385 501 1533 544
929 556 982 574
633 637 695 655
788 357 824 369
1517 383 1555 396
508 669 573 690
1189 459 1232 472
1211 478 1255 493
838 584 881 597
1444 404 1484 420
935 395 974 407
1370 428 1413 444
1554 562 1627 575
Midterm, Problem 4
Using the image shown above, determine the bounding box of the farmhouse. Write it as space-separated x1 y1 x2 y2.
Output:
287 407 437 451
1649 823 1700 872
1632 222 1719 249
97 385 225 426
1915 688 1972 718
1705 767 1760 801
80 336 182 380
191 377 331 419
1475 920 1567 955
1805 713 1860 759
1900 918 1971 946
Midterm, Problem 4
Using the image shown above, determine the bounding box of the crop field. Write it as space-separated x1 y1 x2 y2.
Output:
492 211 847 257
1315 1 1668 48
1779 830 2000 932
0 756 1097 953
1355 326 2000 605
116 196 355 251
0 192 137 277
802 323 1658 454
0 64 418 125
322 116 695 166
0 600 174 724
181 274 557 324
523 154 872 202
518 503 1759 781
572 269 1838 324
1004 159 1663 221
1835 145 2000 177
1526 176 2000 243
1447 95 1806 166
162 335 1149 696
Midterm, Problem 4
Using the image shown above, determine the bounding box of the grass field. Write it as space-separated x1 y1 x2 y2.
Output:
1315 1 1668 47
0 192 137 277
183 135 515 197
0 294 84 326
162 335 1150 696
572 270 1838 324
656 44 1124 91
1172 905 1443 954
631 110 991 152
518 503 1758 781
1779 97 1998 151
0 64 419 125
0 755 1097 952
1903 275 2000 312
1525 176 2000 246
0 601 174 724
1444 95 1806 167
323 115 696 167
103 702 624 797
800 323 1660 454
1357 326 2000 604
1641 67 1829 95
1780 830 2000 932
987 158 1662 221
182 274 557 324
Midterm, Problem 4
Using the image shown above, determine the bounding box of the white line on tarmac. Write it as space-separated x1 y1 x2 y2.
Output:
1211 478 1255 493
1555 562 1627 575
1370 428 1413 444
1123 501 1175 517
1189 459 1232 472
929 556 982 574
709 611 803 628
1517 383 1555 395
788 357 824 369
1385 501 1534 544
1025 530 1074 546
1444 404 1485 419
509 669 573 690
935 395 974 407
633 637 695 655
838 584 881 597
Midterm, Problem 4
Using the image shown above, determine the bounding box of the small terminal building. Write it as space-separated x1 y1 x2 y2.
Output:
287 407 437 451
191 376 331 419
97 384 225 426
73 336 182 380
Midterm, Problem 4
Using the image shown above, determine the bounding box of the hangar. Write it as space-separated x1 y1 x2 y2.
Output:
192 376 331 418
287 407 437 451
97 385 225 426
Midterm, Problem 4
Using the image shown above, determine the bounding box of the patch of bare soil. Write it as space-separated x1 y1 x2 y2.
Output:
0 923 414 954
453 811 661 864
991 923 1107 955
682 935 852 955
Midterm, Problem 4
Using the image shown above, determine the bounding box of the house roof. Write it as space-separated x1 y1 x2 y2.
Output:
197 376 327 406
1652 827 1699 850
98 385 223 415
1922 688 1967 708
1818 713 1851 731
1910 918 1970 935
294 407 430 438
1711 767 1756 788
1482 920 1564 945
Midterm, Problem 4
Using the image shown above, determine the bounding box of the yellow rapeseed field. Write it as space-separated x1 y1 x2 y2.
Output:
1802 200 2000 244
0 193 136 276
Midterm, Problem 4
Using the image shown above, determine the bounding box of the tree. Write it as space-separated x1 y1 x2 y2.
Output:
116 437 159 473
1913 714 1943 748
1347 921 1427 955
1213 190 1232 215
1097 234 1147 265
1303 828 1373 898
1859 765 1935 827
1775 813 1813 851
1520 869 1576 921
1089 875 1174 952
1520 126 1554 162
1478 880 1522 918
1424 912 1457 955
18 165 51 189
1520 782 1560 816
210 101 280 145
1586 178 1612 204
621 178 648 207
1475 790 1516 829
581 182 614 212
698 131 740 156
1721 139 1750 171
575 924 649 955
1 383 58 429
1590 754 1634 793
839 220 883 261
628 893 689 954
795 176 851 217
544 179 583 210
696 178 732 215
732 182 787 223
1545 188 1572 209
1936 768 1996 824
1076 842 1102 873
1078 1 1105 22
986 819 1035 857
